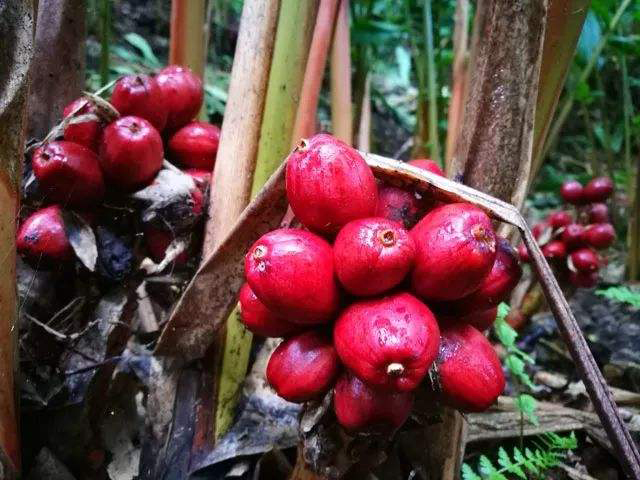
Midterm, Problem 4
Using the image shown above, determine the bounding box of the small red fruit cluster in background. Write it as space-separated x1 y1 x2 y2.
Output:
240 133 521 433
518 176 616 289
18 66 220 269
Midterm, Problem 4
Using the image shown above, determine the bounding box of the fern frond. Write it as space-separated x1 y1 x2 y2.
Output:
596 286 640 308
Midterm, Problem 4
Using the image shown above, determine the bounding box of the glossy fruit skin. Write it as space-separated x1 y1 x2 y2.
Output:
517 243 530 263
444 237 522 314
155 65 204 130
583 223 615 249
144 226 189 265
333 372 413 432
110 74 168 131
436 324 505 412
286 133 378 234
588 203 609 223
266 331 340 403
333 217 415 296
238 283 302 337
168 122 220 170
63 98 101 151
532 221 551 240
542 240 567 260
570 248 599 272
465 307 498 331
411 203 496 301
245 228 339 323
569 270 598 288
99 116 163 191
375 185 424 229
333 292 440 392
584 176 614 203
17 206 73 263
548 211 572 229
408 158 445 177
562 223 586 250
560 180 585 205
32 141 105 206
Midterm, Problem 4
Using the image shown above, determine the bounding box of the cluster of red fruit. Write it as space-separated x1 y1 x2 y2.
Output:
517 176 615 288
239 134 522 433
17 65 219 267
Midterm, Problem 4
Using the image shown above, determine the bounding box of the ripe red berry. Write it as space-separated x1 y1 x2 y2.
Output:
435 324 505 412
17 206 73 264
517 243 530 263
155 65 204 131
408 158 445 177
333 372 413 432
333 292 440 392
333 217 415 296
445 237 522 314
560 180 585 205
168 122 220 170
548 211 572 229
375 185 424 229
238 283 302 337
62 97 101 151
542 240 567 260
245 228 339 323
266 331 340 403
286 133 378 235
583 176 614 203
464 306 498 331
143 226 189 265
583 223 615 249
99 116 163 191
569 270 598 288
110 74 168 131
411 203 496 301
588 203 609 223
532 221 551 240
184 168 211 192
562 223 586 250
570 248 599 272
32 141 105 206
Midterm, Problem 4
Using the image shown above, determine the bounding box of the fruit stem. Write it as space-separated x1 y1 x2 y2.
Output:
386 363 405 376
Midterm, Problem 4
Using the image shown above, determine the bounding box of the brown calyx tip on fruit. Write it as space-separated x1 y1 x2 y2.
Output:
295 138 309 152
128 121 141 133
378 229 396 246
386 363 405 376
252 245 267 259
471 224 495 250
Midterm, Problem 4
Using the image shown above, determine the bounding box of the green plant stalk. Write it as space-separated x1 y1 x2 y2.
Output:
621 52 632 175
99 0 111 86
629 152 640 281
214 0 318 439
540 0 633 163
423 0 441 167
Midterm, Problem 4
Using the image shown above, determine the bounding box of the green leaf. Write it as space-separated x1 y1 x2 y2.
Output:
516 394 540 426
461 464 482 480
494 317 517 348
596 286 640 308
123 33 161 68
478 455 498 476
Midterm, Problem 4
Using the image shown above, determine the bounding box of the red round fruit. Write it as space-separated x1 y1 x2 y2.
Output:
548 211 572 229
238 283 302 337
333 292 440 392
266 331 340 403
99 116 163 190
110 74 168 131
532 221 551 240
562 223 586 250
184 168 211 191
144 226 189 265
560 180 585 205
168 122 220 170
155 65 204 130
517 243 530 263
588 203 609 223
444 237 522 314
17 206 73 263
285 133 378 235
245 228 339 323
333 217 415 296
62 97 102 151
435 324 505 412
464 306 498 331
375 184 424 229
333 372 413 433
542 240 567 260
583 223 615 249
569 248 599 272
32 140 105 206
408 158 445 177
411 203 496 301
569 270 598 288
583 176 614 203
